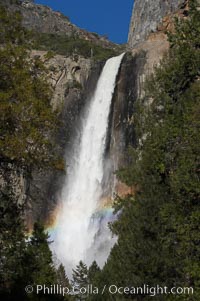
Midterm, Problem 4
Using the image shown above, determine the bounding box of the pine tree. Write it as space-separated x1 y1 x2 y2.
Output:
0 5 60 170
25 222 56 285
24 222 66 300
72 261 88 300
96 1 200 300
56 264 70 288
0 190 27 300
88 261 100 284
0 5 65 300
86 261 102 301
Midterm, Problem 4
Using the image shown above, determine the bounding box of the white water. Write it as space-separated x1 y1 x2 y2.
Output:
52 53 124 275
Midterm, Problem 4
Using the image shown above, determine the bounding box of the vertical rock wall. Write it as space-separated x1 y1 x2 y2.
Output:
128 0 186 47
25 54 104 229
105 52 146 197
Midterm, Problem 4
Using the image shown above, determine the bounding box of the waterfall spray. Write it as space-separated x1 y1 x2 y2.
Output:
51 53 125 275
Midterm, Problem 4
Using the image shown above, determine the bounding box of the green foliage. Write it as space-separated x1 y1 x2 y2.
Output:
23 222 67 301
33 32 118 61
96 2 200 300
26 222 56 284
72 261 88 300
88 261 100 284
0 6 68 300
72 260 88 287
0 5 30 45
56 264 72 301
0 190 27 298
86 262 105 301
145 0 200 107
44 50 56 61
0 199 67 300
56 264 70 288
0 6 60 169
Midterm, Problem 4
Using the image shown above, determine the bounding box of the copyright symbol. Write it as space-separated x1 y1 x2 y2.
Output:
25 285 34 294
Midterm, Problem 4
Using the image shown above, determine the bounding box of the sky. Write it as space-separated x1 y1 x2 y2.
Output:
35 0 134 44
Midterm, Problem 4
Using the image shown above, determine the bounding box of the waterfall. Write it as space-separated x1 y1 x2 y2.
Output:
52 53 125 275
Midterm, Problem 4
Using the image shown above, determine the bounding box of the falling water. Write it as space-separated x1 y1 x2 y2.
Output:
52 53 124 275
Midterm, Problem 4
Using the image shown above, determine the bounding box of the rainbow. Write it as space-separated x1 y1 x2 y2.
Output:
46 197 117 239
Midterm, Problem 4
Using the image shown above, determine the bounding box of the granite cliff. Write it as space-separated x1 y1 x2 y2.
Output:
0 0 190 228
1 0 118 50
128 0 187 47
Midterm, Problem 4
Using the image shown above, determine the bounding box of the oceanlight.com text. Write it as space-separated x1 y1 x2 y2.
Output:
25 284 194 297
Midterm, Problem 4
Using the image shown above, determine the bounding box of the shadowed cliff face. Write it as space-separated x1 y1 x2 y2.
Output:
24 54 104 229
99 52 146 198
128 0 186 47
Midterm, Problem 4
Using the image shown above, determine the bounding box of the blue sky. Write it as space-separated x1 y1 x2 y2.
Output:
35 0 134 44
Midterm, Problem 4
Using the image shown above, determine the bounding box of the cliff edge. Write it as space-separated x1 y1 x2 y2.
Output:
128 0 186 47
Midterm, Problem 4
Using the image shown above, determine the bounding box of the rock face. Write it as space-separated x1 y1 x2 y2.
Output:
0 0 111 229
31 51 93 110
1 0 117 49
22 52 103 229
0 45 103 229
0 0 191 227
128 0 186 47
108 52 146 197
